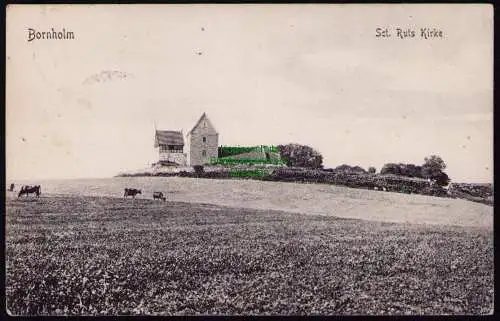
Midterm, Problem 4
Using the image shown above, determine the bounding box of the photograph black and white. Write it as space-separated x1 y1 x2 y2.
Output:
5 4 493 316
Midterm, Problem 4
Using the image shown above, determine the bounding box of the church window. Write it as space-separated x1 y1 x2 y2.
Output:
202 150 206 156
203 136 206 143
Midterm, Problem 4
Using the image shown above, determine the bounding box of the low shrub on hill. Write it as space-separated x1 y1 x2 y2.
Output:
153 173 177 177
116 172 153 177
449 183 493 198
230 170 268 178
335 165 367 173
277 144 323 169
118 166 478 201
448 183 493 205
266 168 445 197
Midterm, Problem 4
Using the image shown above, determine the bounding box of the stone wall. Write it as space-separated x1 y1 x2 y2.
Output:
159 152 187 166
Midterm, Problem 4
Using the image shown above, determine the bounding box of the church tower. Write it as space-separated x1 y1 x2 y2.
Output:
186 113 219 166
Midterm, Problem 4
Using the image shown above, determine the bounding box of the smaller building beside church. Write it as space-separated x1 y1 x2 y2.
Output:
154 130 187 166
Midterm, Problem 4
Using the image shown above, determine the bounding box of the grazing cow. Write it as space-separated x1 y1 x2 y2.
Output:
153 192 166 201
124 188 141 198
18 185 41 198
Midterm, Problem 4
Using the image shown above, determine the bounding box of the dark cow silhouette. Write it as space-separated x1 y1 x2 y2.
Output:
124 188 141 198
18 185 41 198
153 192 166 201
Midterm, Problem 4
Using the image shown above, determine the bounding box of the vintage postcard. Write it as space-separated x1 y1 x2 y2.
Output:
5 4 493 316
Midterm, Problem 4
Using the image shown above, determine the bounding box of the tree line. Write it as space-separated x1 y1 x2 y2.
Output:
277 143 450 186
380 155 450 186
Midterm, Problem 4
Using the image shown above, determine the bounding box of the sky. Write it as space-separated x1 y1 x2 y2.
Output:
6 4 493 182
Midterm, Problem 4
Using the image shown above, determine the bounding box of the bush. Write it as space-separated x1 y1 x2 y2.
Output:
230 170 268 178
368 167 376 174
115 172 152 177
154 172 177 177
335 165 366 173
434 172 450 187
267 169 448 198
420 185 448 197
399 164 423 178
450 183 493 198
380 163 401 176
422 155 446 178
277 144 323 169
381 156 449 183
380 163 423 178
198 171 232 179
421 155 450 185
179 171 190 177
193 165 204 174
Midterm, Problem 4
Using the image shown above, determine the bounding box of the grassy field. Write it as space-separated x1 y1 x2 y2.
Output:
8 177 493 227
6 194 493 315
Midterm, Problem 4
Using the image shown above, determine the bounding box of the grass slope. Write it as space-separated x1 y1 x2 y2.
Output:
12 177 493 228
6 196 493 316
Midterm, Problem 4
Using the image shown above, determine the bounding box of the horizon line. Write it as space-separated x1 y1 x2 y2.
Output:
6 174 493 185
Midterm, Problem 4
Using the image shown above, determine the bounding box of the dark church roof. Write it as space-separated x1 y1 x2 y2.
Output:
154 130 184 147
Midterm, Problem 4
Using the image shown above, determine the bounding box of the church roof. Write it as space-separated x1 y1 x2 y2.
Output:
187 112 218 135
155 130 184 147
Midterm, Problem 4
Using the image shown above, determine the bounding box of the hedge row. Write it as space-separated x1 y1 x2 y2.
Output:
449 183 493 198
219 146 256 158
219 146 280 158
149 168 448 197
209 158 286 166
447 183 493 206
117 167 452 198
263 169 448 197
230 170 268 178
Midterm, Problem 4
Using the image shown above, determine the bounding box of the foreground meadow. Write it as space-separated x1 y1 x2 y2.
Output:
10 177 493 227
6 195 493 316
